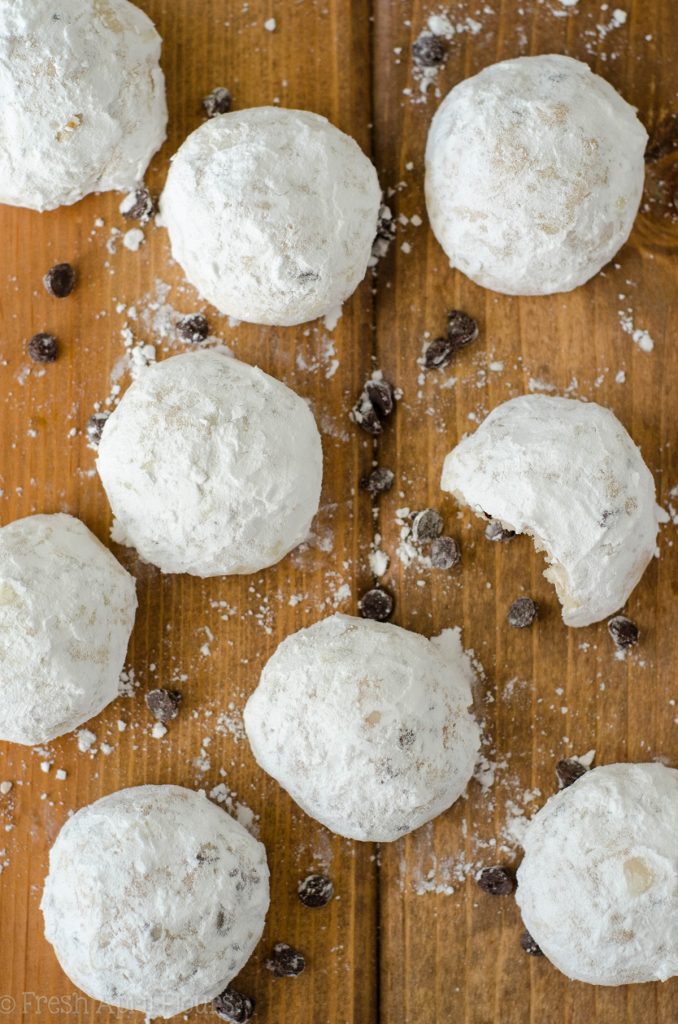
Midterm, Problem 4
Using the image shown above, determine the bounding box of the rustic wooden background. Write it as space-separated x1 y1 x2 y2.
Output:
0 1 676 1022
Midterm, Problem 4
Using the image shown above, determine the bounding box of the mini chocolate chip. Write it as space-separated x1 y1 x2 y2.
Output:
365 379 395 419
203 87 233 118
412 508 444 542
359 587 394 622
447 309 479 348
121 187 156 224
520 930 544 957
86 412 110 448
476 866 516 896
430 536 461 569
177 313 209 343
555 758 588 789
28 333 58 363
507 597 538 628
213 988 255 1023
607 615 639 649
423 336 455 370
298 873 333 908
360 467 395 496
412 32 447 67
44 263 76 298
145 688 183 723
266 943 306 978
485 521 516 542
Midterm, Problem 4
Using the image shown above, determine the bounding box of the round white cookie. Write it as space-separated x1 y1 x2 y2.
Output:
0 514 136 746
0 0 167 212
425 54 647 295
160 107 381 325
96 350 323 577
441 395 661 627
41 785 270 1018
516 763 678 985
244 614 480 842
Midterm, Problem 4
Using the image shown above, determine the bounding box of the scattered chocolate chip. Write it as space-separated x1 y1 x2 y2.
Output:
43 262 76 298
412 508 444 543
520 930 544 957
298 873 334 908
120 187 156 224
27 333 58 363
447 309 479 348
360 467 395 496
507 597 538 629
350 378 395 436
203 86 233 118
430 536 460 569
213 988 255 1023
266 943 306 978
476 866 516 896
177 313 209 343
412 32 447 68
358 587 394 622
423 336 455 371
555 758 588 790
607 615 639 650
86 412 110 447
484 521 516 542
145 688 183 723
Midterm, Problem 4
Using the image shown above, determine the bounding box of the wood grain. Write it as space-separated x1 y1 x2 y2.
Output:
0 1 676 1023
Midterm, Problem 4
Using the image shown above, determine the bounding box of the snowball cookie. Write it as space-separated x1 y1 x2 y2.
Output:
0 513 136 746
97 350 323 577
441 395 661 627
244 614 480 841
425 55 647 295
516 763 678 985
160 107 381 325
0 0 167 212
41 785 270 1017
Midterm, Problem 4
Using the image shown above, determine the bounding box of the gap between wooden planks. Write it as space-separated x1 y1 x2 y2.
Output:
0 1 677 1023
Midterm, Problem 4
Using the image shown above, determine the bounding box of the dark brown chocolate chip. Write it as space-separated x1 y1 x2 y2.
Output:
476 866 516 896
423 336 455 370
265 943 306 978
360 467 395 496
447 309 479 348
507 597 538 628
520 930 544 957
213 988 255 1023
607 615 639 650
298 873 333 908
177 313 209 343
350 378 395 436
555 758 588 790
203 87 233 118
485 521 516 542
145 688 183 723
430 536 461 569
121 187 156 224
28 333 58 363
358 587 394 622
44 263 76 298
412 32 447 67
86 412 110 448
412 508 444 543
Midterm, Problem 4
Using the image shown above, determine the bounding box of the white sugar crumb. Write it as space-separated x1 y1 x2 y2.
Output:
77 729 96 753
40 761 51 774
55 769 68 781
151 722 167 740
123 228 145 252
263 17 276 31
618 309 654 352
0 781 12 796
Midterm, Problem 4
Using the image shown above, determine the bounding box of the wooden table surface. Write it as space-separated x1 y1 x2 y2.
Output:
0 1 677 1022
